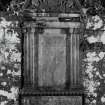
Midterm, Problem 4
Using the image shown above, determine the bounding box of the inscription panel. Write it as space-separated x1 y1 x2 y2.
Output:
21 96 83 105
38 29 66 89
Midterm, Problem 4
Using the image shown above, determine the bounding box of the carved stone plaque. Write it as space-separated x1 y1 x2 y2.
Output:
21 96 83 105
38 29 66 89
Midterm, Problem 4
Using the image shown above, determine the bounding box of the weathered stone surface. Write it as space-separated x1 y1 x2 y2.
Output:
22 96 82 105
38 29 66 88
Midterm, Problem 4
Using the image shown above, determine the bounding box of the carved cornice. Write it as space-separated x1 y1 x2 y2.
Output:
21 0 86 25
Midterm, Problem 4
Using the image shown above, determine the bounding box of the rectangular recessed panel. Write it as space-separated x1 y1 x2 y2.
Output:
22 96 82 105
38 29 66 89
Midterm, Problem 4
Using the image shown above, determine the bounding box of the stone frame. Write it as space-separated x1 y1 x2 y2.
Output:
21 14 83 94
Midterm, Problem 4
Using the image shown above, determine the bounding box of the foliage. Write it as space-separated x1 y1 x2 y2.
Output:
0 17 21 105
81 3 105 105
